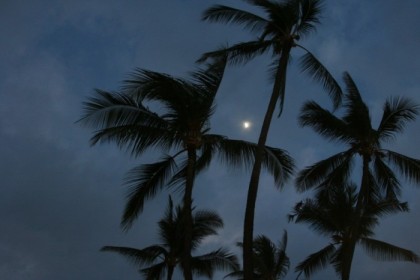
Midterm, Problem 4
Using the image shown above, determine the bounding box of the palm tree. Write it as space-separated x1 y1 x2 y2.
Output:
289 184 419 279
101 196 240 280
296 72 420 278
80 57 294 280
226 231 290 279
199 1 342 276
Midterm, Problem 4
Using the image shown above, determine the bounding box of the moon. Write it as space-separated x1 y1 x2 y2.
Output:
242 121 251 129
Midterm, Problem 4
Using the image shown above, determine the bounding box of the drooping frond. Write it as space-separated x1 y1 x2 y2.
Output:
215 138 294 187
299 100 350 143
197 40 274 65
202 5 269 34
140 261 167 280
121 154 181 230
295 244 337 279
373 156 401 198
100 245 166 266
359 238 419 263
191 210 224 250
377 96 419 142
191 248 240 279
79 89 175 155
289 200 340 236
215 139 258 170
252 233 290 279
261 145 295 188
386 150 420 185
298 51 343 109
364 198 409 219
315 153 354 190
295 150 354 192
253 235 277 275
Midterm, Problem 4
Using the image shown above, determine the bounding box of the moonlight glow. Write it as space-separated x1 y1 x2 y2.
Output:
242 121 251 129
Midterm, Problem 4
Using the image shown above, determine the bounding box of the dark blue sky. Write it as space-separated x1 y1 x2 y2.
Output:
1 1 420 279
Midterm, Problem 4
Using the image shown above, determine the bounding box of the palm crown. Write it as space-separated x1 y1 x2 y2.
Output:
200 0 342 112
297 72 420 202
289 183 419 279
101 196 240 280
226 231 290 280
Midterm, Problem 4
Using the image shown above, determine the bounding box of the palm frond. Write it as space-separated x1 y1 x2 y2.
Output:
298 51 343 109
202 5 268 34
359 238 419 263
365 198 409 219
295 150 354 192
373 156 401 198
191 54 228 96
191 210 224 250
197 40 274 65
123 69 188 103
91 124 179 156
191 248 240 278
196 134 223 171
140 261 167 280
342 72 373 136
299 100 350 143
316 153 354 189
261 145 295 188
79 89 175 155
295 0 323 37
289 199 339 236
121 154 181 230
253 235 277 273
295 244 337 279
377 96 419 142
386 150 420 185
100 245 166 266
215 139 257 170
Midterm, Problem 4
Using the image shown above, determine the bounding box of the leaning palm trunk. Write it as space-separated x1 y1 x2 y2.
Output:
182 145 197 280
243 42 292 279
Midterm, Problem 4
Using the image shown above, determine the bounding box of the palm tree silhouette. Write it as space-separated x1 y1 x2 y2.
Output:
289 183 419 280
80 57 294 279
101 196 239 280
226 231 289 279
295 72 420 278
199 1 342 276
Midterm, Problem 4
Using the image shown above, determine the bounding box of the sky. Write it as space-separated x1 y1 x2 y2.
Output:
1 0 420 279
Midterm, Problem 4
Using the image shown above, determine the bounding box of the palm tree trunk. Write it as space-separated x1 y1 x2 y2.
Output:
342 156 371 279
243 43 292 280
341 240 356 280
182 145 197 280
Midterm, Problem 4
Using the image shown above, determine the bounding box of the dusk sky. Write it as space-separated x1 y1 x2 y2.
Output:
1 1 420 279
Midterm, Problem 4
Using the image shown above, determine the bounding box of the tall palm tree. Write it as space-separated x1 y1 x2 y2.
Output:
199 1 342 276
80 57 294 280
102 196 240 280
296 71 420 278
226 231 290 279
289 184 419 279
